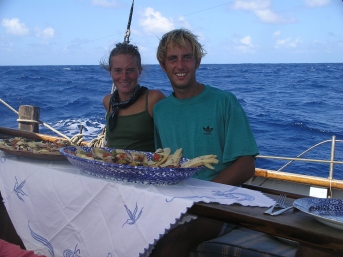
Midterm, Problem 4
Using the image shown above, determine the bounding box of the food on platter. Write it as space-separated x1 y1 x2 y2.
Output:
160 148 183 168
113 149 133 164
181 154 219 169
91 147 114 161
60 146 206 185
67 146 218 169
0 136 70 155
147 148 171 166
131 151 149 166
74 146 97 160
69 147 145 166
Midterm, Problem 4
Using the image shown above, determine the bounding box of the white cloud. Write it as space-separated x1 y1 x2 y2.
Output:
275 37 302 48
139 7 175 34
255 9 290 24
232 0 296 24
177 16 192 30
240 36 253 47
302 0 331 8
289 38 302 48
273 30 281 37
1 18 29 35
91 0 118 8
238 36 256 53
232 0 271 11
225 35 256 54
35 27 55 39
275 38 289 47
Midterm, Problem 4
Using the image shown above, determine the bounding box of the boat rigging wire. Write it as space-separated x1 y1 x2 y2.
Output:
1 1 235 65
0 1 140 147
255 137 343 197
100 0 136 147
123 0 134 44
111 0 135 94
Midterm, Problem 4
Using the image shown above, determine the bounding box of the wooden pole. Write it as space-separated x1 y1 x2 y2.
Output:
17 105 40 133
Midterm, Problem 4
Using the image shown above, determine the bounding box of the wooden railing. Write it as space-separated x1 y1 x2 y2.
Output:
254 168 343 190
255 136 343 190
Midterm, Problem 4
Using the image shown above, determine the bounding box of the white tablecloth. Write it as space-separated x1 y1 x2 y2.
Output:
0 151 274 257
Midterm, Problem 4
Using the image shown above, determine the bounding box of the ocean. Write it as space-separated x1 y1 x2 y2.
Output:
1 63 342 179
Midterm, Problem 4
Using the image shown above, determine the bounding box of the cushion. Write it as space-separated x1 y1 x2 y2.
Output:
189 227 298 257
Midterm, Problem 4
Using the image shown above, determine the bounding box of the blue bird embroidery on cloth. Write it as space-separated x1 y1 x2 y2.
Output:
212 190 255 201
0 156 6 163
166 187 255 202
63 244 81 257
28 221 54 257
14 176 28 202
122 203 143 227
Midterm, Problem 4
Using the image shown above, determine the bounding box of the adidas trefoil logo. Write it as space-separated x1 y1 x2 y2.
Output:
203 126 213 135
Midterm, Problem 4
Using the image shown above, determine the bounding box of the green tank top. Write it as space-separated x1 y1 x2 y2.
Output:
105 90 155 152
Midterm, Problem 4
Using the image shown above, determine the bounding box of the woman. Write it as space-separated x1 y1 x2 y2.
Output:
102 43 165 152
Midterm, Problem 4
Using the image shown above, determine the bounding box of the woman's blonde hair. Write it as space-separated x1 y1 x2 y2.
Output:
156 29 206 64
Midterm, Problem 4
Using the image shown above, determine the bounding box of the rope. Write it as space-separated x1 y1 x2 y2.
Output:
17 118 71 141
87 127 106 147
70 134 84 145
2 96 106 147
0 98 19 114
1 2 136 147
111 83 116 94
1 97 74 142
17 119 40 124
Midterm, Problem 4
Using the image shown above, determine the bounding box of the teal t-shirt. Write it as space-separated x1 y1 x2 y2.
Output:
153 85 259 181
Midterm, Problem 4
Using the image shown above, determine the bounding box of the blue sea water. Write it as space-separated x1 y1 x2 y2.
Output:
1 63 342 179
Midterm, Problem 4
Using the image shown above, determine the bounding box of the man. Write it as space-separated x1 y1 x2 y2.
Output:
154 29 258 185
151 29 259 257
152 29 341 257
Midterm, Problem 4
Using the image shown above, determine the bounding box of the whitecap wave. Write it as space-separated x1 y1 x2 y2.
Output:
42 118 105 141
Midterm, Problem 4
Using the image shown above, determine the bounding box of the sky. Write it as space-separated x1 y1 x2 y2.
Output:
0 0 342 65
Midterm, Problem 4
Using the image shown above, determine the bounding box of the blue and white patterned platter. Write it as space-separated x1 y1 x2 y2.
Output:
293 198 343 230
59 146 203 185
